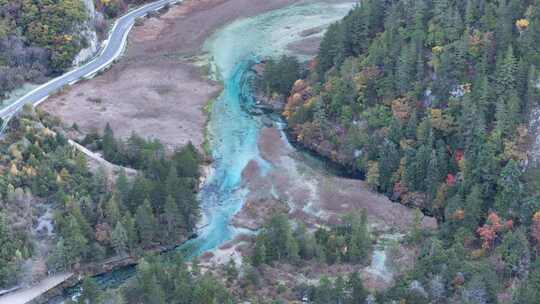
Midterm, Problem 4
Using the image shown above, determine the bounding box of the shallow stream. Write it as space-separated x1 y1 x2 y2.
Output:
182 0 356 257
56 1 357 301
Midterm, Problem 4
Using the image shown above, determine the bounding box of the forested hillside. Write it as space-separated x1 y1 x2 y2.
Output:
0 0 88 98
0 0 157 100
0 106 201 290
282 0 540 302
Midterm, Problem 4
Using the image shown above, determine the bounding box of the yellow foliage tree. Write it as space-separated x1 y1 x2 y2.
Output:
516 19 529 31
366 161 380 190
9 163 18 176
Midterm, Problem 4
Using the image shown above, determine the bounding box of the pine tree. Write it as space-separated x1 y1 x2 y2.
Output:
225 259 238 282
121 211 138 252
317 22 345 77
495 1 514 52
403 149 418 190
252 237 266 267
334 275 346 303
116 169 130 206
286 233 300 264
348 210 370 263
495 46 518 99
105 193 121 226
388 118 403 144
526 65 539 115
111 221 128 256
465 0 476 26
516 260 540 303
63 214 88 265
378 140 400 194
495 160 522 218
348 271 367 303
343 6 368 57
409 208 423 243
425 150 441 204
475 74 492 122
507 90 522 130
415 145 432 192
366 161 380 191
0 213 17 286
163 195 182 244
316 276 333 304
79 278 103 304
127 175 152 211
102 122 117 162
406 110 418 140
47 237 68 273
495 96 510 135
396 42 416 94
463 185 484 230
173 142 200 179
264 213 295 261
137 259 166 304
136 199 157 247
165 167 180 201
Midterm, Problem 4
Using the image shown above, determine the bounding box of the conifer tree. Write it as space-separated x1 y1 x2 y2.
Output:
495 160 522 218
0 213 16 286
63 215 88 265
116 169 130 206
343 6 368 57
348 271 367 303
122 211 138 252
163 195 182 244
112 221 128 256
79 278 103 304
317 22 345 77
495 46 518 98
105 194 121 227
136 199 157 247
102 123 117 162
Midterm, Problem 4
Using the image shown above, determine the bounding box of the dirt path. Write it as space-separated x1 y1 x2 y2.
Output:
68 139 137 177
40 0 305 151
0 273 72 304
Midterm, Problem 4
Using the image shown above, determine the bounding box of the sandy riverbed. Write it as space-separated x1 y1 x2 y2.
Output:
234 126 438 232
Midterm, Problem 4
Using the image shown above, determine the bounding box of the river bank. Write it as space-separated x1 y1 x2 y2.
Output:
39 0 307 152
190 3 437 297
7 1 437 302
1 1 339 303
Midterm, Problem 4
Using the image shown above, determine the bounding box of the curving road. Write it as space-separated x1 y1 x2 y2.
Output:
0 0 181 119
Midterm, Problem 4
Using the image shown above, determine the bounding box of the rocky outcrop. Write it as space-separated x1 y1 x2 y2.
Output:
72 0 104 66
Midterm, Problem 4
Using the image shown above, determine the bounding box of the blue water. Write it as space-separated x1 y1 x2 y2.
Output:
54 2 355 301
180 0 356 257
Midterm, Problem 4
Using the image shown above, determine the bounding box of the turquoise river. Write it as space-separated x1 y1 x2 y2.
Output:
56 1 356 301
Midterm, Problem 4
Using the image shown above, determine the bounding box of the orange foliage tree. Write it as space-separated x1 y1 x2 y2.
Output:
476 212 513 250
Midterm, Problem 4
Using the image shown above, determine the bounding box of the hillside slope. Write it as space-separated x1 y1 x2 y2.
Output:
279 0 540 302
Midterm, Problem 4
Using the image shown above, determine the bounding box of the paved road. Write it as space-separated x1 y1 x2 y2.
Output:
0 1 177 300
0 0 181 119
